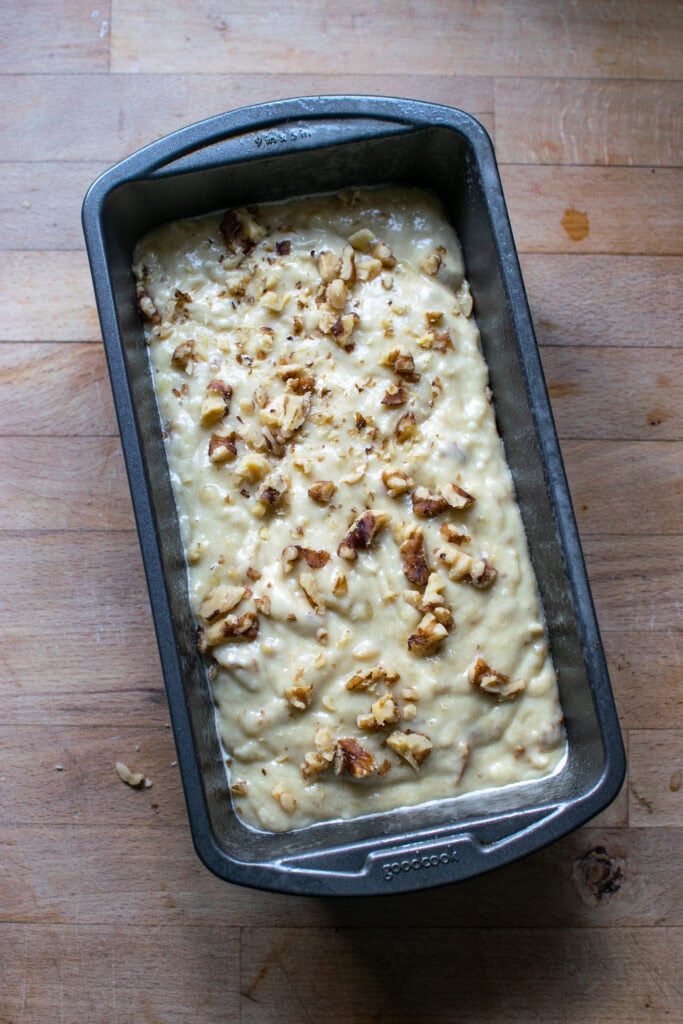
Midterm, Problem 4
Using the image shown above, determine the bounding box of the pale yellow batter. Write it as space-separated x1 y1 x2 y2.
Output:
133 187 565 832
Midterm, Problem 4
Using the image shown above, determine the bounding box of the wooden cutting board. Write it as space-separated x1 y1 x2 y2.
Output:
1 1 681 1020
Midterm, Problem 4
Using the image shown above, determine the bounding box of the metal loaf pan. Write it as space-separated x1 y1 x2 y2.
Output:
82 97 625 896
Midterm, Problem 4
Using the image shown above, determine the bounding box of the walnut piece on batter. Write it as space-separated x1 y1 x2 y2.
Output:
386 730 433 771
337 510 390 560
399 528 430 588
407 612 450 655
468 657 525 700
333 737 377 778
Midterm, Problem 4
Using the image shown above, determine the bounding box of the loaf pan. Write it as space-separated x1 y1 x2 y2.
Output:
82 96 625 895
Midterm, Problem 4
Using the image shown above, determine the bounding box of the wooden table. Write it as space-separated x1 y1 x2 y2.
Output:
1 2 681 1021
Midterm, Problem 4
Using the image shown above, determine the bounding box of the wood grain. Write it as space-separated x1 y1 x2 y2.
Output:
0 924 240 1024
3 1 682 1017
629 731 683 826
521 255 683 348
0 343 118 436
0 162 108 252
1 825 679 930
0 73 492 162
0 1 111 74
239 927 683 1023
495 79 683 166
110 0 683 80
603 634 683 730
562 440 683 536
541 346 683 440
582 535 682 632
501 166 683 255
1 251 100 340
0 437 134 530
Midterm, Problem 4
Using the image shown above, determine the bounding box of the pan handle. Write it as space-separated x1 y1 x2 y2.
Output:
274 804 564 894
101 95 488 180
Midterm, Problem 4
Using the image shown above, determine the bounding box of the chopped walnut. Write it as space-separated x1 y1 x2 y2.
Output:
253 594 271 616
255 472 290 511
229 778 248 796
200 584 246 622
332 572 348 597
381 348 419 381
407 612 449 655
419 246 446 276
220 207 265 254
200 392 228 425
138 289 160 324
204 610 259 646
425 310 443 325
411 487 450 517
260 392 309 440
468 657 525 699
348 227 374 252
386 730 433 770
339 244 356 283
422 571 446 609
281 545 301 575
381 467 413 497
399 529 430 588
430 329 453 352
381 383 409 406
439 482 475 510
337 509 390 560
308 479 337 504
326 278 347 310
356 256 383 281
394 355 420 381
333 737 377 778
317 250 341 283
372 241 396 268
299 572 325 613
395 411 418 443
371 692 399 726
276 363 306 381
288 375 316 394
345 664 399 691
271 783 297 814
115 761 148 788
401 686 419 701
300 546 331 569
439 522 471 545
300 724 336 779
437 546 496 588
208 432 238 463
235 452 271 483
329 312 359 347
468 558 498 589
171 340 196 373
281 545 330 573
285 684 313 710
432 605 455 630
436 545 474 581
